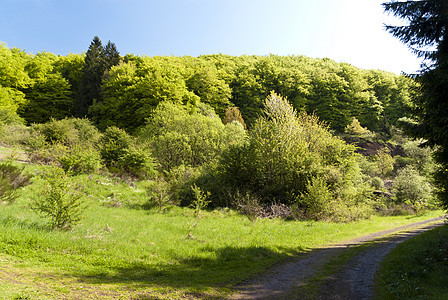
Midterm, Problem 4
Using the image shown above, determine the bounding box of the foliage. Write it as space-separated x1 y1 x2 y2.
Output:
145 179 172 212
392 165 433 206
384 0 448 208
76 36 120 117
58 146 102 174
372 147 395 177
218 92 369 221
187 184 211 238
223 106 247 129
344 117 370 136
0 161 31 204
99 126 156 178
143 101 247 171
30 165 86 230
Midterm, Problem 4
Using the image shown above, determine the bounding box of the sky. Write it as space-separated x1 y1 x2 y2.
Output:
0 0 422 75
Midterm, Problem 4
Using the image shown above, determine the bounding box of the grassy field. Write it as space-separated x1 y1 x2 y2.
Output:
0 164 445 299
375 223 448 299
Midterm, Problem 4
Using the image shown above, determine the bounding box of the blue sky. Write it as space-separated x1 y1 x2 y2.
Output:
1 0 421 74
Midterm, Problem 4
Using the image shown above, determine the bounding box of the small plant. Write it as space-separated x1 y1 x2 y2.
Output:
31 165 86 230
146 179 172 212
187 184 210 238
0 161 31 204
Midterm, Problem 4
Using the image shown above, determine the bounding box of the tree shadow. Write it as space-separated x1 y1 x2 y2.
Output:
69 245 305 295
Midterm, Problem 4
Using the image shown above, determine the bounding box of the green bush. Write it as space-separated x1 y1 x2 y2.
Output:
373 148 395 177
58 146 102 174
142 102 247 170
0 124 31 146
30 165 86 230
33 118 79 146
217 92 369 220
0 161 31 204
392 166 433 206
371 176 385 189
99 126 156 178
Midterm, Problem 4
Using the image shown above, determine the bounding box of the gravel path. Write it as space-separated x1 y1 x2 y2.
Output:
230 216 446 300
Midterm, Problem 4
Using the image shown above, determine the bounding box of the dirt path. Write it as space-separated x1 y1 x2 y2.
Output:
230 216 446 300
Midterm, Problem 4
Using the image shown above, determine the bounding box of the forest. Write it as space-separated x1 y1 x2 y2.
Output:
0 36 438 224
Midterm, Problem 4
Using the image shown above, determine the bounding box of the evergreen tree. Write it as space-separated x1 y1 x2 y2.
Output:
384 0 448 207
103 41 120 69
76 36 120 118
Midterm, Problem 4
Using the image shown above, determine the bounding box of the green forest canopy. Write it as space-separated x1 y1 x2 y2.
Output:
0 39 417 134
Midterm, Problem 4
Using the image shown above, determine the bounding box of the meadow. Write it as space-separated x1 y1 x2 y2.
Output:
0 163 444 299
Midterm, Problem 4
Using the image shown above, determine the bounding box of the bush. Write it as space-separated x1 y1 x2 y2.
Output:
217 92 370 221
373 148 395 177
0 124 30 147
99 126 156 178
31 118 101 148
33 118 79 146
371 177 385 189
31 165 86 230
142 102 247 171
58 146 102 174
0 161 31 204
392 166 433 205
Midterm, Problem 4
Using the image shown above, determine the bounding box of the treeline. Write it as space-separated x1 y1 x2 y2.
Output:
0 38 416 134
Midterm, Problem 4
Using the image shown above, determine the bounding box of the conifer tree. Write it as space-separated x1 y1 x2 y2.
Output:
76 36 120 117
384 0 448 207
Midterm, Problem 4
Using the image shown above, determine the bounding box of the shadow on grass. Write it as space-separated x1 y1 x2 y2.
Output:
70 245 305 292
0 215 52 231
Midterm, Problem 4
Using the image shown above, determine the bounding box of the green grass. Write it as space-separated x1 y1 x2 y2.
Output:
374 223 448 299
0 167 445 299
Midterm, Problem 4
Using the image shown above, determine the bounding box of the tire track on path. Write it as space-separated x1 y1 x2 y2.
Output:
230 216 446 300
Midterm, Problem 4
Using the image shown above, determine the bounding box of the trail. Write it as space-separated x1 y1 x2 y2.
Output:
230 216 446 300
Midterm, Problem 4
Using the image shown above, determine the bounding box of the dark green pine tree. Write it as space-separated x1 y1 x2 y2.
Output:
104 41 121 69
76 36 106 117
384 0 448 207
76 37 120 118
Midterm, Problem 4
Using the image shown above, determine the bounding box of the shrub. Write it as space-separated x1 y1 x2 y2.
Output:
142 102 247 171
392 166 433 205
31 165 86 230
223 106 247 129
371 176 385 189
373 148 395 177
344 117 370 136
0 161 31 204
217 92 369 220
145 179 172 212
0 124 30 147
299 176 334 221
99 126 156 178
58 146 102 174
33 118 79 146
402 140 434 175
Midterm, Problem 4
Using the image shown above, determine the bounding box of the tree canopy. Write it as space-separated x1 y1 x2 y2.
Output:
384 0 448 207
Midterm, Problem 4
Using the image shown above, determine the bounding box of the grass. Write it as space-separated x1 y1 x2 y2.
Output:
0 163 445 299
374 223 448 299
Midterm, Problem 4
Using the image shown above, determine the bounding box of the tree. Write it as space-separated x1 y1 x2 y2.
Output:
384 0 448 207
76 36 120 117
